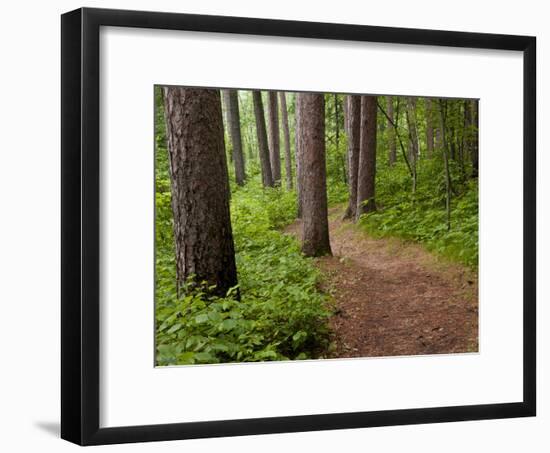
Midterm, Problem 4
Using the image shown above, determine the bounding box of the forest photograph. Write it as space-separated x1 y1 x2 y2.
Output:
155 86 479 366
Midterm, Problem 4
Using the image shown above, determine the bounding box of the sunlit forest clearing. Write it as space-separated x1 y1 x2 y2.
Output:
155 87 478 366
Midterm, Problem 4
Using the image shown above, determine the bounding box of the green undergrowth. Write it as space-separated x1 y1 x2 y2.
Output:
155 175 331 366
356 159 478 269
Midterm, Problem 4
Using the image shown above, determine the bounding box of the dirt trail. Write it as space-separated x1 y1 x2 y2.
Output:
286 207 478 358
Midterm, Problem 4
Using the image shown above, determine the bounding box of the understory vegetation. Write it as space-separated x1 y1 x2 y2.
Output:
156 168 331 366
357 159 478 269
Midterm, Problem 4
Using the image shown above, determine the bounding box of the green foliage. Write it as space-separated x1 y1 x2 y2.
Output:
357 157 478 268
155 173 331 366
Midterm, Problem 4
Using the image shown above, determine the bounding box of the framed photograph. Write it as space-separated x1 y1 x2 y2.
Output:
61 7 536 446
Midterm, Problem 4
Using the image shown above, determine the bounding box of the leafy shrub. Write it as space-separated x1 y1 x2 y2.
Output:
155 175 331 366
357 158 478 269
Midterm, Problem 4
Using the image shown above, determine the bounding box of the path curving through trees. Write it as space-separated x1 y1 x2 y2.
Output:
286 206 478 358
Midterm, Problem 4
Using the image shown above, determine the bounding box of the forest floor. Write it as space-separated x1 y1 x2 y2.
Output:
285 206 479 358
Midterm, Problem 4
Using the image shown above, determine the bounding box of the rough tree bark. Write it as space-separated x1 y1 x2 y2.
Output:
296 93 332 257
343 96 361 220
252 90 274 188
356 95 378 219
387 96 397 165
163 87 238 298
426 98 434 158
279 92 293 190
223 89 246 186
267 91 281 185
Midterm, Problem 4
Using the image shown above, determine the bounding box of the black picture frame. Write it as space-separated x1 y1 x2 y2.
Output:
61 7 536 446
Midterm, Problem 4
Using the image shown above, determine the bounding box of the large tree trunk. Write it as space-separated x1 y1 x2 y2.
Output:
252 91 274 188
343 95 361 220
267 91 281 185
356 96 378 219
426 98 434 158
471 99 479 178
163 87 238 298
296 93 332 257
223 89 246 186
387 96 397 165
279 92 293 190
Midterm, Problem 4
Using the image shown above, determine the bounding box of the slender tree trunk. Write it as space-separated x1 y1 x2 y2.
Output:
449 124 456 161
426 98 434 158
295 93 303 217
343 95 350 184
356 95 378 219
279 92 293 190
267 91 281 185
471 100 479 178
297 93 331 256
343 95 349 135
252 91 274 188
406 97 418 193
438 99 452 231
163 87 238 298
387 96 397 165
223 89 246 186
343 96 361 220
334 94 346 184
435 97 443 152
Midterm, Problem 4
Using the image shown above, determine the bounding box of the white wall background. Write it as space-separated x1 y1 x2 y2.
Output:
0 0 547 451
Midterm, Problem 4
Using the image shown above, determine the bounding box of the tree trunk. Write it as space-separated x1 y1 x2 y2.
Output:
426 98 434 158
387 96 397 165
163 87 238 298
252 91 274 188
435 98 443 152
356 95 378 219
223 89 246 186
267 91 281 185
406 97 418 193
279 92 293 190
471 100 479 178
343 95 350 184
296 93 332 257
343 95 349 135
295 93 303 217
438 99 452 231
334 94 347 184
343 96 361 220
